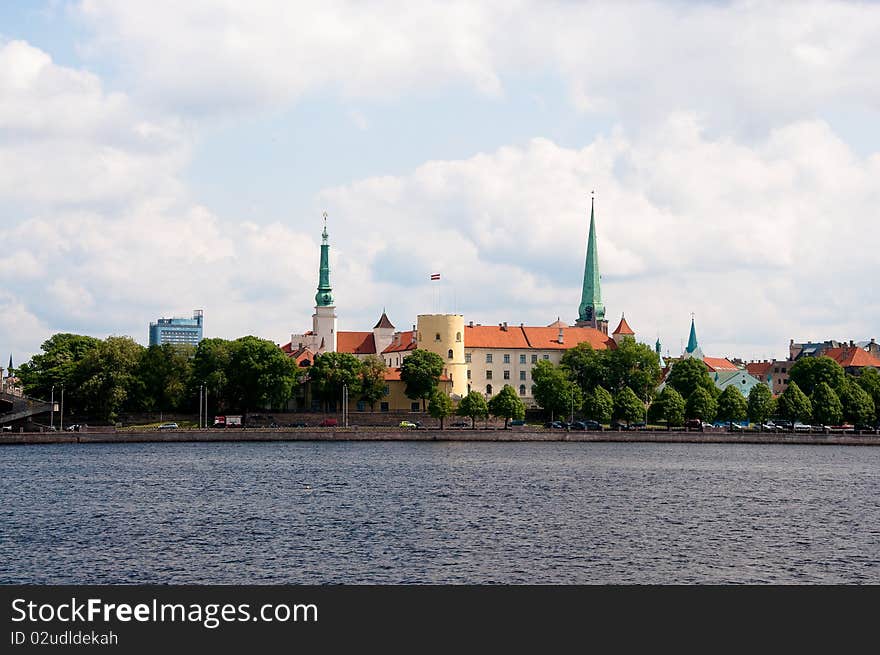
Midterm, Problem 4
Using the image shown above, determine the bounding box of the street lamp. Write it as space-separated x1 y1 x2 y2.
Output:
342 384 349 428
50 385 55 430
59 384 64 431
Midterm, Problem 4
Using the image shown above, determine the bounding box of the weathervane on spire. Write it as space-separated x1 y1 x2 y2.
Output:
322 211 329 242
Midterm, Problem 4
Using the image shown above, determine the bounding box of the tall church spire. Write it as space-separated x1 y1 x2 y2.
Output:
576 193 608 333
315 212 333 307
684 314 704 360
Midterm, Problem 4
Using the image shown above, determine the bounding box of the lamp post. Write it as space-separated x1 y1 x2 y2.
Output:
59 384 64 431
50 385 55 430
342 384 348 428
198 384 203 429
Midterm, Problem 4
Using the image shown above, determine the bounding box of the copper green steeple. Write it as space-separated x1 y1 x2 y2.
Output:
315 212 333 307
577 195 605 326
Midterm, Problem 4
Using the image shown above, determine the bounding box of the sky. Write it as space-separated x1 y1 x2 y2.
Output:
2 0 879 365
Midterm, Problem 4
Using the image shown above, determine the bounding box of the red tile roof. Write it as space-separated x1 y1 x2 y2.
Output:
522 326 614 351
280 343 315 366
373 312 395 329
824 347 880 368
746 361 773 378
337 331 377 355
382 331 417 353
612 316 635 335
464 325 530 349
703 357 738 372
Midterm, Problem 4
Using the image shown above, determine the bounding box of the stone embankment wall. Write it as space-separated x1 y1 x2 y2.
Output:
2 429 879 446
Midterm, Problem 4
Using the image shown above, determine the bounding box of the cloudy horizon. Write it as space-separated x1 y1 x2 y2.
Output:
2 1 878 364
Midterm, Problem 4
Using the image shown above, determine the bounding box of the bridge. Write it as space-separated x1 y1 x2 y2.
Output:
0 391 55 426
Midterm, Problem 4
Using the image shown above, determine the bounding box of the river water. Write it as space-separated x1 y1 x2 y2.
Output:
1 441 878 584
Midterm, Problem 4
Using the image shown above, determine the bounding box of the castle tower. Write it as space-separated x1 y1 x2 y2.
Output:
575 194 608 334
372 309 395 355
312 213 337 353
416 314 467 399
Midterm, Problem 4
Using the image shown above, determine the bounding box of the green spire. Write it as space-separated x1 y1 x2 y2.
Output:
686 316 699 354
655 338 661 356
315 212 333 307
578 195 604 324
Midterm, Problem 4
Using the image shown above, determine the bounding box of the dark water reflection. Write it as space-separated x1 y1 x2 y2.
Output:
1 441 878 583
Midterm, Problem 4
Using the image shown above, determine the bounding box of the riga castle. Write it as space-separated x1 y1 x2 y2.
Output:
283 200 635 411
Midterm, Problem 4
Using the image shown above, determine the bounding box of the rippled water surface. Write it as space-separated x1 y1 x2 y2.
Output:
2 441 878 583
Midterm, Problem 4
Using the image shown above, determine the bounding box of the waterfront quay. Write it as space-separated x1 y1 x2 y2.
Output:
3 428 879 446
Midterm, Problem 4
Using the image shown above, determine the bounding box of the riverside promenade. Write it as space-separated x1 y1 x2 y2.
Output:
2 428 880 446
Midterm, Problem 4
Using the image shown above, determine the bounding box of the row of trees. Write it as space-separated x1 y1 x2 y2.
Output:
17 333 304 421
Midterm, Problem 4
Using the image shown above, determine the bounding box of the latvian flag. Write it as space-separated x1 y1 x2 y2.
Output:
430 273 441 280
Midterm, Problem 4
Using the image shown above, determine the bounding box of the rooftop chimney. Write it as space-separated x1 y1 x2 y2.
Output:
502 322 508 331
558 328 564 344
469 321 474 327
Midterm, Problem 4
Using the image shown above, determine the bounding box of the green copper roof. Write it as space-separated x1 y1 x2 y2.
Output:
578 196 605 323
655 338 661 355
686 317 699 354
315 215 333 307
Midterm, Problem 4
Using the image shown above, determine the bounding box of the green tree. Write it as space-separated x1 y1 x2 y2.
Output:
855 368 880 422
190 338 234 414
134 343 194 413
400 349 445 410
747 383 775 425
659 387 686 428
716 386 747 424
583 385 613 424
613 386 645 425
16 333 101 411
308 351 363 411
810 381 843 426
839 379 875 426
428 389 455 429
777 380 812 423
560 342 607 394
226 336 299 412
456 390 488 428
76 336 145 422
531 360 582 420
357 355 387 410
665 357 714 399
789 356 846 396
686 386 718 422
603 337 662 399
488 384 526 428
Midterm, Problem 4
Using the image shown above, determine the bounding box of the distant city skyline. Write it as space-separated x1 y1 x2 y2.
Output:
2 1 878 363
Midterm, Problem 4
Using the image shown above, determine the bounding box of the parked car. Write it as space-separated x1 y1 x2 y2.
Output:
288 422 308 428
319 418 338 427
65 424 80 432
544 420 565 429
684 418 703 430
828 424 854 433
774 419 793 430
157 422 179 430
570 420 601 431
793 422 811 432
509 419 526 426
1 425 11 432
759 421 778 432
450 421 470 428
630 421 647 430
399 420 421 428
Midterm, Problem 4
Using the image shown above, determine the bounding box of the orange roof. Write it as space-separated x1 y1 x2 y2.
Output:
383 367 448 382
337 331 376 355
382 331 417 353
522 326 614 351
612 316 634 335
746 361 773 378
704 357 738 372
280 342 315 366
464 325 530 349
824 347 880 368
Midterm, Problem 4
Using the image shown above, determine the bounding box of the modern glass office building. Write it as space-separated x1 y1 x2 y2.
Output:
149 310 204 347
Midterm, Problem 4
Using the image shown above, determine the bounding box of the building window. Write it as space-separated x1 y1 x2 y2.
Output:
519 385 526 396
467 369 471 379
520 354 526 364
503 370 510 380
411 402 420 411
520 371 526 381
435 333 441 341
531 354 538 364
486 354 493 363
465 353 472 363
456 332 461 342
543 354 549 360
383 385 390 396
503 354 510 364
486 370 493 380
381 402 389 412
448 349 453 359
486 385 492 395
357 401 366 411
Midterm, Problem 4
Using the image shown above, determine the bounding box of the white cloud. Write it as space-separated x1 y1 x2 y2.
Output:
320 119 880 360
75 1 880 132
